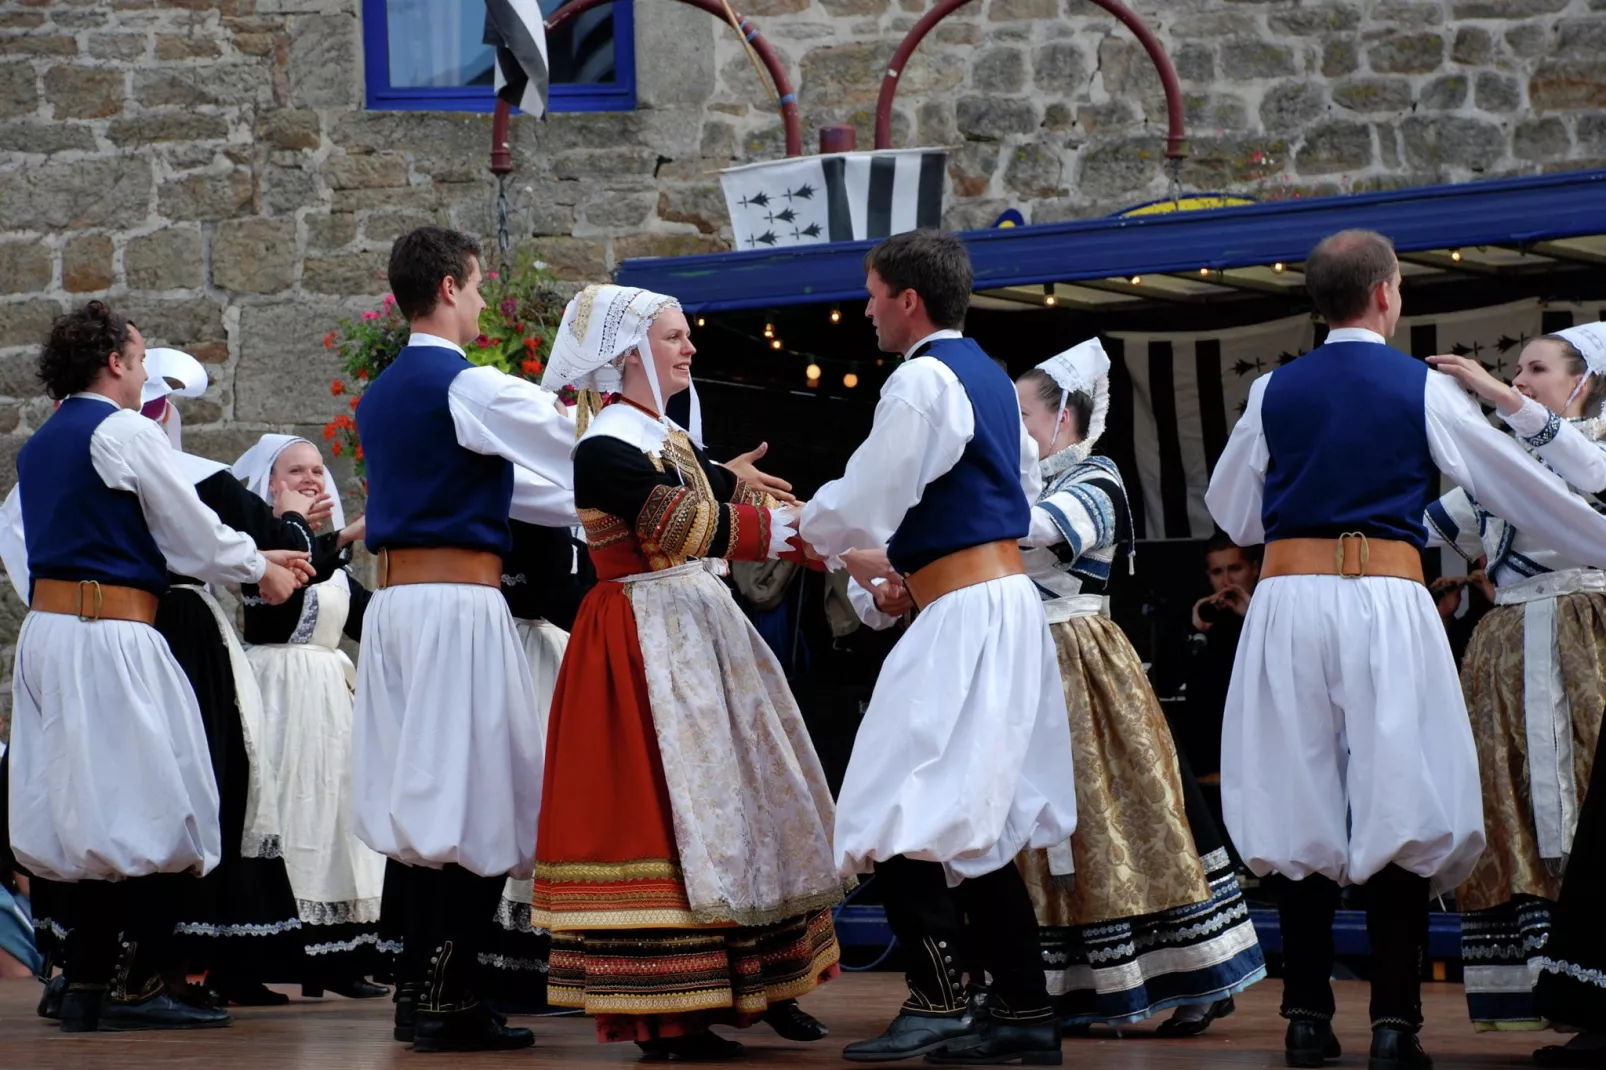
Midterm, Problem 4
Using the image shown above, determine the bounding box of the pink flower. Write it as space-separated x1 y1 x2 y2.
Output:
382 293 396 309
362 310 380 321
486 271 500 281
501 297 517 316
474 334 492 349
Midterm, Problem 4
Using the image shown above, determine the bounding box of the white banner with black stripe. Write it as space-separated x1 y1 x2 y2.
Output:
485 0 549 117
719 149 947 250
1101 299 1606 542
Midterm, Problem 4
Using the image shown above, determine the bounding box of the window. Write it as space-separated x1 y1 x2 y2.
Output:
362 0 635 113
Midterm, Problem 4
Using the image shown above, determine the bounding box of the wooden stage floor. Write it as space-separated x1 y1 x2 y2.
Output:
0 974 1559 1067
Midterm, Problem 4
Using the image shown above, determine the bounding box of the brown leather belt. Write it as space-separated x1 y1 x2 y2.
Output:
30 578 159 625
376 547 502 590
904 539 1026 611
1262 534 1424 584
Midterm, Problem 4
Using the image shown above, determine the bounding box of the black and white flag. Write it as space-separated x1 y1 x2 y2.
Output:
719 149 947 250
485 0 549 117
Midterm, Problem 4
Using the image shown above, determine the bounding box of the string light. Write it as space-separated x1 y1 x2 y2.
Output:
1199 267 1211 276
805 363 822 380
829 306 841 324
843 372 859 388
763 321 774 339
1450 249 1462 262
1129 276 1142 286
1043 283 1056 307
696 316 706 327
770 338 783 350
1273 262 1286 273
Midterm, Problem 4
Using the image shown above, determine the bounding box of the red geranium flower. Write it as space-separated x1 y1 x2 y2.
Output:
349 397 359 412
330 380 344 396
332 441 343 456
323 331 337 349
521 359 542 376
354 368 368 381
474 334 492 349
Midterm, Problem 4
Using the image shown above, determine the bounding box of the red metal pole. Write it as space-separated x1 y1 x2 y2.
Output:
490 98 513 175
872 0 1187 160
542 0 802 157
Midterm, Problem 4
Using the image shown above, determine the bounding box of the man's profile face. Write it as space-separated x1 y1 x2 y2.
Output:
1381 266 1403 338
864 270 913 355
1206 547 1259 594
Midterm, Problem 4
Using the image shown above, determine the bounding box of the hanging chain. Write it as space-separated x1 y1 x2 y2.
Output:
495 172 513 273
1165 157 1184 208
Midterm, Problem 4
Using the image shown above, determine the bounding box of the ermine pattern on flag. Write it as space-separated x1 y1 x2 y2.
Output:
720 150 947 250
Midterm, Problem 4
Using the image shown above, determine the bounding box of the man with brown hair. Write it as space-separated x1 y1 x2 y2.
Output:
1206 229 1606 1069
802 230 1076 1065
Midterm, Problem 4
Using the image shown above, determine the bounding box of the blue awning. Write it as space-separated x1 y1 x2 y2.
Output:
616 168 1606 313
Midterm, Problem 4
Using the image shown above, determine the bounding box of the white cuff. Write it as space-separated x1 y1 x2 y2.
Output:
766 506 798 560
1501 395 1552 438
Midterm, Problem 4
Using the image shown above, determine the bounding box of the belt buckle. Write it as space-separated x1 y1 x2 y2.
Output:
1336 532 1369 579
76 579 103 621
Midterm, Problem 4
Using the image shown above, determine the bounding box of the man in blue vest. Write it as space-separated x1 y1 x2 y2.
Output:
802 230 1077 1065
352 227 582 1052
1207 229 1606 1070
10 301 308 1032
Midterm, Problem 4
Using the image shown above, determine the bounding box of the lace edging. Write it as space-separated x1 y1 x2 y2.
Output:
174 918 303 938
1534 956 1606 990
297 898 383 926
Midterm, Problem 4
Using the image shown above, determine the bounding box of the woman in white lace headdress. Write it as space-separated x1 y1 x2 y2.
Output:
1424 322 1606 1056
231 434 389 1001
529 285 846 1060
1011 340 1266 1035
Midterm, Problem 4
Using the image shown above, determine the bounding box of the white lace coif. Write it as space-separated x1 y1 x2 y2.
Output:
1034 336 1111 464
231 433 346 531
1558 321 1606 377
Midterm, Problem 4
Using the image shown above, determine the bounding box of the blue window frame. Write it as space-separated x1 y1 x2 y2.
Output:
362 0 635 113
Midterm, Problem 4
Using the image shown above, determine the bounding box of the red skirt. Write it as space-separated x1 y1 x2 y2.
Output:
533 580 838 1040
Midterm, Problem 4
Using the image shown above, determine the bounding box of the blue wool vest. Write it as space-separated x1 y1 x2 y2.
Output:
18 396 170 597
1260 340 1436 547
887 337 1031 575
357 345 515 557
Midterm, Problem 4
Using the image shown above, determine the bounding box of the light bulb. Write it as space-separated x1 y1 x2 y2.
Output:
1450 249 1462 262
1199 267 1210 276
829 308 841 324
771 339 782 350
696 316 706 327
763 322 774 338
1273 262 1285 272
843 372 859 388
1044 294 1057 307
1130 276 1142 285
805 363 822 380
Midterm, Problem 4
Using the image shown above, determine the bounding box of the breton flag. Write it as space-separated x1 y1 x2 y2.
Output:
485 0 549 118
719 149 948 250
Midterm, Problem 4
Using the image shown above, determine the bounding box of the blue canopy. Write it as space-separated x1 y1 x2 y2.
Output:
616 168 1606 312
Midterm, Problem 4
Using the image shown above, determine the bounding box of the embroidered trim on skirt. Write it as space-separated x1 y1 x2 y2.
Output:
1535 715 1606 1030
1462 896 1554 1030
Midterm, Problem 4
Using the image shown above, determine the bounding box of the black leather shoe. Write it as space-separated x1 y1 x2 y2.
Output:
763 998 829 1041
1369 1025 1432 1070
59 985 106 1033
101 985 233 1031
844 1012 979 1062
1286 1019 1342 1068
411 1004 534 1053
1156 996 1236 1037
37 974 66 1020
393 984 421 1043
925 1019 1062 1065
638 1031 747 1061
305 979 390 1000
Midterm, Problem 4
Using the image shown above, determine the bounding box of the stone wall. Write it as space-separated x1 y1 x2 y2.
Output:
0 0 1604 724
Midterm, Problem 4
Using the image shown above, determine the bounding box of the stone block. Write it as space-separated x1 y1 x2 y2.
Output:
264 165 322 216
62 233 114 292
1267 3 1361 35
331 184 437 214
534 236 608 281
258 108 320 151
550 149 658 180
1074 139 1158 200
948 141 1001 197
1171 11 1260 36
1451 0 1567 14
287 14 358 108
1331 77 1412 114
956 96 1037 140
0 348 49 399
1452 27 1494 66
0 36 76 57
170 392 223 426
1421 74 1469 110
1513 118 1570 161
1076 100 1136 136
323 153 408 190
1032 42 1085 91
1579 114 1606 155
579 192 658 231
1259 82 1328 132
87 33 148 61
973 47 1025 93
1295 122 1374 174
700 120 737 160
232 31 279 57
212 217 295 293
363 209 437 245
989 0 1056 19
936 22 982 45
107 112 229 145
0 63 36 120
1323 40 1359 78
0 403 19 433
302 249 389 296
235 301 353 424
1400 115 1507 170
0 12 45 29
155 33 221 60
1179 137 1290 187
820 0 889 11
306 212 356 251
656 186 726 235
916 99 957 145
1505 24 1549 58
1098 38 1163 96
1368 32 1443 75
0 121 96 154
1187 93 1250 132
1475 71 1522 112
0 157 153 230
0 242 50 294
1220 38 1297 79
1557 18 1606 58
1042 101 1074 131
43 64 123 119
159 170 253 222
117 297 225 347
613 234 729 261
1173 43 1214 83
133 64 271 109
124 226 203 290
1369 1 1444 26
745 0 810 12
